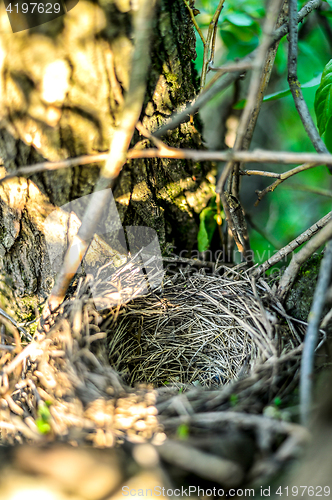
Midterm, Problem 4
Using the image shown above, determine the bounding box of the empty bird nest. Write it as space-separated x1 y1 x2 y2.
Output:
0 260 322 486
95 263 306 388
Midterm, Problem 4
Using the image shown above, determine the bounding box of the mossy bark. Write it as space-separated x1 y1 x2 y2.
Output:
284 254 324 322
0 0 211 299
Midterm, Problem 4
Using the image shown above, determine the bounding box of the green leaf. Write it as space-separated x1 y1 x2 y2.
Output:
273 397 282 407
197 206 217 252
235 74 322 110
37 402 51 421
177 423 189 440
263 74 322 103
230 394 238 407
233 98 246 110
36 419 51 434
323 115 332 153
263 88 291 102
226 13 253 27
314 59 332 136
323 0 332 8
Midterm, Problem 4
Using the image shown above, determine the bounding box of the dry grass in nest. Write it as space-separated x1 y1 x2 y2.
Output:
95 265 305 388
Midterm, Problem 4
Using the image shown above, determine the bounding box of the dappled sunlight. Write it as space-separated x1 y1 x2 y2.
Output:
41 61 71 104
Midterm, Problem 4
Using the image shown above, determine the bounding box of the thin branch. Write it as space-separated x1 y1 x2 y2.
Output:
231 2 287 200
287 0 332 173
153 66 252 138
183 0 206 47
232 0 284 153
254 162 317 205
3 150 332 186
208 61 253 73
253 211 332 276
0 307 32 341
215 0 284 261
0 154 108 183
216 0 285 197
42 0 157 316
209 7 221 67
300 240 332 426
277 220 332 299
239 1 288 156
200 0 225 91
272 0 322 44
242 169 282 178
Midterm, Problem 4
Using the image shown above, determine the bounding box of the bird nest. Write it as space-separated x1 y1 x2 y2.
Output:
73 252 308 388
0 262 319 487
98 266 304 388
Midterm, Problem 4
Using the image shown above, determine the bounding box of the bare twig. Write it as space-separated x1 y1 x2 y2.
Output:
42 0 157 316
2 148 332 187
254 162 317 205
287 0 332 172
0 307 32 341
183 0 205 47
200 0 225 91
300 240 332 426
272 0 322 44
277 220 332 299
0 154 108 183
253 211 332 276
215 0 284 261
157 439 243 487
3 149 332 186
242 169 283 178
208 61 254 73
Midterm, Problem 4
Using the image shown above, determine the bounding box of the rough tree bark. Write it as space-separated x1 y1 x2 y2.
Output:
0 0 211 302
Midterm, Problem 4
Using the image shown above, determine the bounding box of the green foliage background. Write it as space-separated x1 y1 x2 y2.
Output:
194 0 332 265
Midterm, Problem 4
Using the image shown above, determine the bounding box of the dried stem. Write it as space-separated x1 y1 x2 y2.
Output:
287 0 332 172
200 0 225 91
277 220 332 299
253 211 332 276
215 0 284 262
0 307 32 341
253 162 317 205
2 150 332 186
183 0 205 47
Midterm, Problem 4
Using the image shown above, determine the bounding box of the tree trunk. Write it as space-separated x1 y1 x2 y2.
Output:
0 0 211 302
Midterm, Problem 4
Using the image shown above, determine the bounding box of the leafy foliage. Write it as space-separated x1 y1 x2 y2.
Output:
194 0 332 261
315 59 332 152
197 196 219 252
36 401 52 434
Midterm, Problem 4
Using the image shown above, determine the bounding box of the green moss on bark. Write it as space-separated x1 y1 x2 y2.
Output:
285 254 323 322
